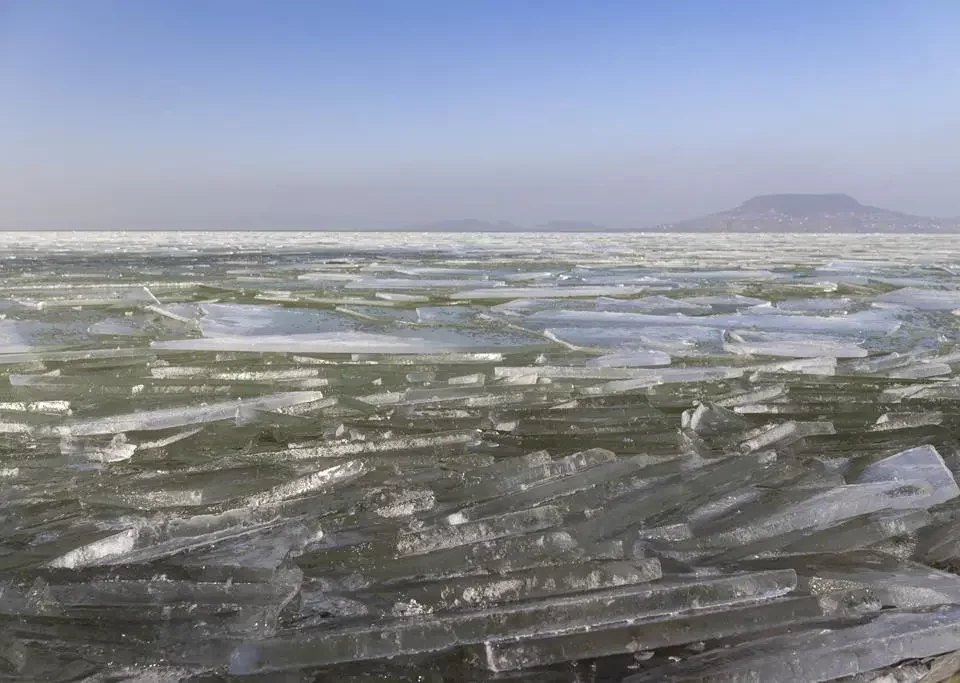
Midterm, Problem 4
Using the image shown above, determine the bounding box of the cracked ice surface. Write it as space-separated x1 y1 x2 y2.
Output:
1 232 960 681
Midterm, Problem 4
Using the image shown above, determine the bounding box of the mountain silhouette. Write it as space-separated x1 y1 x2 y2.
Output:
659 193 959 233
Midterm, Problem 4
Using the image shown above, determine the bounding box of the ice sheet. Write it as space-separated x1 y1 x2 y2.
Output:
2 232 960 682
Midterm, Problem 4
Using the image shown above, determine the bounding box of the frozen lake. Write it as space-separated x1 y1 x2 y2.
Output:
1 231 960 681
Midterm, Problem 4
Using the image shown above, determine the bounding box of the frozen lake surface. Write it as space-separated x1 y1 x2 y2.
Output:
2 232 960 681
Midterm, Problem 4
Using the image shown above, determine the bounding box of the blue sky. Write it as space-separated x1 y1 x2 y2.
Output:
2 0 959 229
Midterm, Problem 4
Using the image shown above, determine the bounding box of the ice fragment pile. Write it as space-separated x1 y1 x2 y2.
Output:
0 232 959 681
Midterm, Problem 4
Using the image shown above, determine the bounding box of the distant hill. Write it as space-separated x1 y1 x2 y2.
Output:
402 195 959 233
657 193 960 233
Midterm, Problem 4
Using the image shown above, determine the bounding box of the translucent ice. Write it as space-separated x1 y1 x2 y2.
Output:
625 605 960 683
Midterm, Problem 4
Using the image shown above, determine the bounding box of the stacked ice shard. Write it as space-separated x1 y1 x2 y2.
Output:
2 232 960 681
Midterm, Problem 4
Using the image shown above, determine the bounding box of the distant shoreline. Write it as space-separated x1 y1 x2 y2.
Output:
8 228 960 235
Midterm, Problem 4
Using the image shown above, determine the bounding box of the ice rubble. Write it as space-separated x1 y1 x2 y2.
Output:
0 233 959 681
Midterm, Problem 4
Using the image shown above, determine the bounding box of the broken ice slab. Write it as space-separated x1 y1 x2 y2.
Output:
651 270 780 283
77 666 212 682
446 458 646 524
460 450 553 482
241 459 368 508
738 420 836 453
584 349 672 367
845 349 930 374
542 324 723 356
875 287 960 310
501 270 556 282
135 425 206 451
697 479 942 548
395 384 567 409
384 559 661 614
397 506 564 556
834 663 930 683
404 370 436 383
454 285 649 299
481 595 824 672
46 528 140 568
91 510 299 570
710 509 933 562
552 455 703 514
228 569 797 674
348 351 503 364
0 347 155 366
880 381 960 402
149 333 440 354
350 531 586 586
446 448 617 505
571 452 777 543
0 420 43 435
743 551 960 609
747 355 838 376
715 383 789 408
368 488 436 518
525 309 901 335
598 368 740 394
683 293 770 308
915 511 960 569
722 330 868 358
624 605 960 683
447 372 486 385
776 296 857 312
595 295 712 314
886 362 953 379
0 400 71 415
852 445 960 508
39 569 302 613
920 649 960 683
346 277 505 290
280 430 480 460
871 411 944 432
30 573 304 639
493 365 667 380
63 391 325 435
61 433 137 463
374 291 430 302
150 366 323 381
681 401 749 437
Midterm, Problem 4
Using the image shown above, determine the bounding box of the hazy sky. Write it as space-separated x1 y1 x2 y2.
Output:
3 0 960 229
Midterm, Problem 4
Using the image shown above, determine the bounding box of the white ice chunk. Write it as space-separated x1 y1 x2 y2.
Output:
152 332 474 354
527 309 900 335
46 528 140 568
854 445 960 508
682 294 768 307
723 331 867 358
777 297 855 312
543 326 722 355
241 460 368 507
455 286 649 300
137 426 205 450
62 433 137 463
65 391 325 435
875 287 960 310
594 296 711 314
0 400 71 415
374 291 430 302
585 350 672 367
347 278 504 290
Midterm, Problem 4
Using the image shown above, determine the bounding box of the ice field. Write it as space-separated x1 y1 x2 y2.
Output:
2 231 960 681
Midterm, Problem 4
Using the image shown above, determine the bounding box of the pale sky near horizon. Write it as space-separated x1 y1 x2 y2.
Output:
3 0 960 230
